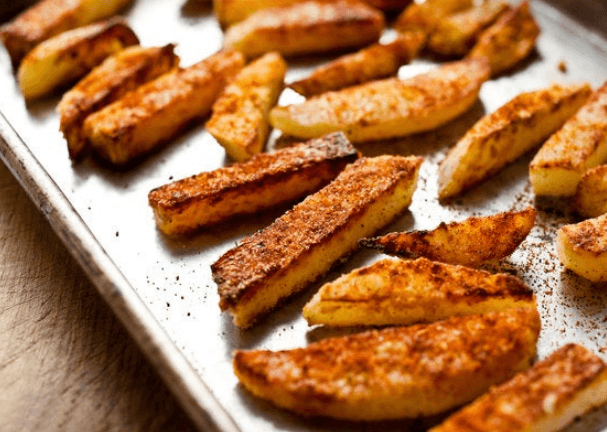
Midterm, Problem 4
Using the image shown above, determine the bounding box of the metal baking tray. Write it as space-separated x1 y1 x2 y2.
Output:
1 1 606 431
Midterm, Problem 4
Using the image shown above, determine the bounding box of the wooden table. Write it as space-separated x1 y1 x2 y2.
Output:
0 160 198 431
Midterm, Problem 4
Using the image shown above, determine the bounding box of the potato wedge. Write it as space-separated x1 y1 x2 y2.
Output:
148 133 359 235
468 1 540 77
270 57 489 143
206 52 287 162
360 207 537 267
439 83 592 200
431 344 607 432
17 19 139 101
234 308 540 420
83 49 245 166
0 0 132 67
303 257 535 327
213 0 302 28
288 32 425 98
530 82 607 197
574 165 607 218
222 0 385 59
59 44 179 160
427 0 510 57
394 0 473 35
212 155 423 328
556 213 607 283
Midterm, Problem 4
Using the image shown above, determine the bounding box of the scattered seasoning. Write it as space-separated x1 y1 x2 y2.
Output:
558 60 568 72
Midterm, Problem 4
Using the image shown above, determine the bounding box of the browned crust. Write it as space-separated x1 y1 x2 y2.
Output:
559 213 607 255
362 0 412 10
394 0 472 35
212 155 423 308
432 344 607 432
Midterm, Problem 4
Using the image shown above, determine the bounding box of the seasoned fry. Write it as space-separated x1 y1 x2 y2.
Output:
427 0 510 57
574 165 607 218
360 207 537 266
83 49 245 166
468 1 540 77
206 52 287 161
148 133 359 235
0 0 132 67
222 0 385 58
394 0 472 35
270 57 489 142
431 344 607 432
303 257 535 327
234 308 540 420
213 0 301 27
59 44 179 160
557 213 607 283
212 155 423 328
530 82 607 197
288 32 425 98
439 83 592 200
17 19 139 101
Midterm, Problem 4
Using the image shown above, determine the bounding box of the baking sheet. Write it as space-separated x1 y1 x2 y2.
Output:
1 1 606 431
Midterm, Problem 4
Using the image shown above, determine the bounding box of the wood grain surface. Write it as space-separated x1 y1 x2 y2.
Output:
0 159 198 432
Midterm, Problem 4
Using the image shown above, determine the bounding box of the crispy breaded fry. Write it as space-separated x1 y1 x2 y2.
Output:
234 308 540 420
557 213 607 283
303 257 535 327
360 207 537 267
83 49 245 166
468 1 540 77
17 19 139 101
148 133 359 235
530 82 607 197
223 0 385 58
206 52 287 161
431 344 607 432
439 83 592 200
288 32 425 98
574 165 607 218
394 0 472 35
212 155 423 328
427 0 510 57
0 0 132 66
59 44 179 160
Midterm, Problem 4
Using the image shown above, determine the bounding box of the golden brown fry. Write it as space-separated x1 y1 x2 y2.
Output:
223 0 385 58
206 52 287 161
234 308 540 420
393 0 472 35
361 207 537 267
17 19 139 101
468 1 540 77
439 83 592 200
0 0 132 66
270 57 489 142
431 344 607 432
574 165 607 218
82 49 245 166
148 133 359 236
288 32 425 97
213 0 301 28
303 257 535 327
212 155 423 328
59 44 179 160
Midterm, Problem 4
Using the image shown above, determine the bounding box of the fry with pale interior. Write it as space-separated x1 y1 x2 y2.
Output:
148 133 359 235
530 82 607 197
234 308 540 420
431 344 607 432
59 44 179 160
17 19 139 101
468 1 540 77
223 0 385 58
83 49 245 166
556 213 607 283
394 0 472 35
360 207 537 267
303 257 535 327
270 57 489 143
212 155 423 328
206 52 287 161
0 0 132 66
288 32 425 98
574 165 607 218
439 83 592 200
